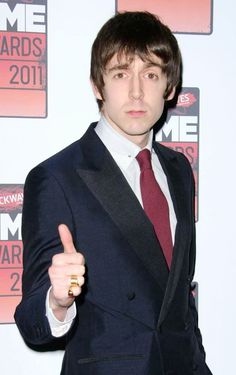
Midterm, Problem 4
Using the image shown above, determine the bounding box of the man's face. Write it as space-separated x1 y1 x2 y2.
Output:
92 53 175 147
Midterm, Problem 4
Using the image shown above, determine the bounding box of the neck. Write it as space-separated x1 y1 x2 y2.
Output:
99 114 153 150
127 133 150 148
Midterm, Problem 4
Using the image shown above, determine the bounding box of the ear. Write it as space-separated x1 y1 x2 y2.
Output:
90 79 103 100
166 87 176 101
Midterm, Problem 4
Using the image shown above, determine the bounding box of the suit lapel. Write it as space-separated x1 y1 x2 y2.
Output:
153 142 191 327
76 125 169 292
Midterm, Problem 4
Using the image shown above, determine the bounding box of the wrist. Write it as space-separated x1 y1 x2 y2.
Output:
49 289 73 321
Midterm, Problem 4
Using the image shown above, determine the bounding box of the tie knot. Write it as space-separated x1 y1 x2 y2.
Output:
136 149 152 171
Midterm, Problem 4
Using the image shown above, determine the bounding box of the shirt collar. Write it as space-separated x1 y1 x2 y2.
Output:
95 116 153 170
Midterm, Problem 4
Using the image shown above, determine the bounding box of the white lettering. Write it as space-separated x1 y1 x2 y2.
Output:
156 115 198 142
0 4 46 33
26 5 46 33
0 3 25 31
156 116 179 142
0 213 22 240
0 193 23 205
180 116 198 142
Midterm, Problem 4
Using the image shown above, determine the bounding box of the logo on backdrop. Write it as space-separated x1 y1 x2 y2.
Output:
156 88 200 220
116 0 213 34
0 184 23 324
0 0 47 117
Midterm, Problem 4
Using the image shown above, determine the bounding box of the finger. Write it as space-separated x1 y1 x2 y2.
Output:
68 275 85 288
58 224 76 254
68 286 81 298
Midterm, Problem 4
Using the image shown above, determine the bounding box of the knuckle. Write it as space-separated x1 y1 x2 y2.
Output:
48 264 58 277
71 286 81 297
80 265 86 275
51 254 57 264
52 253 63 265
48 265 53 277
77 252 85 265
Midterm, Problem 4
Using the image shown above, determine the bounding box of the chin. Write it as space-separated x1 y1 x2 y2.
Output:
128 125 152 135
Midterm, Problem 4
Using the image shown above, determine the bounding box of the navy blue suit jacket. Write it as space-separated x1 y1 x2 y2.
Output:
15 123 212 375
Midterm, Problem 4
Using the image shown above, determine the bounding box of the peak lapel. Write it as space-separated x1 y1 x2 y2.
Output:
153 143 192 327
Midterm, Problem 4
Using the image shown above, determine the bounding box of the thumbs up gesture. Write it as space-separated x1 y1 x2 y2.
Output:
48 224 85 320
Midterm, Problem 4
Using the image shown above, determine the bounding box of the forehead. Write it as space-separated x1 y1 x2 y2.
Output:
105 52 164 70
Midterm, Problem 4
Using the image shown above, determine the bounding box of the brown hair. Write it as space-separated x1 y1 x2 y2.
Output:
90 11 182 110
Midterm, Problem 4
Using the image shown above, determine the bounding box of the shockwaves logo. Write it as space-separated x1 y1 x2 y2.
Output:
156 88 200 220
0 0 47 117
116 0 213 34
0 184 23 324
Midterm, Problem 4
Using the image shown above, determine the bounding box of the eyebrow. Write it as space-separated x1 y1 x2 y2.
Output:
107 63 129 73
144 61 163 69
107 61 163 74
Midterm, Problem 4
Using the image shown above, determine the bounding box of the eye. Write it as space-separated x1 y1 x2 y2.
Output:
114 72 127 79
145 72 158 80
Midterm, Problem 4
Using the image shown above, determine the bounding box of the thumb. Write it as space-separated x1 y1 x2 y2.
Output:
58 224 76 254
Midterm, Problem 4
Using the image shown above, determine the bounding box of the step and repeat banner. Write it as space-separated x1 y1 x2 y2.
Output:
0 1 235 374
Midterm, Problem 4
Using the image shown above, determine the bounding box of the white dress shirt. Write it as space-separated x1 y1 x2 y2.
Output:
46 116 177 336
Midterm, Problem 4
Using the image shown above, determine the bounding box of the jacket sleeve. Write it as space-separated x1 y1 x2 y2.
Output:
14 165 75 347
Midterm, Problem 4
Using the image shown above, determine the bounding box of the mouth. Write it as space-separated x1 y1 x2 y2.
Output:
126 110 147 117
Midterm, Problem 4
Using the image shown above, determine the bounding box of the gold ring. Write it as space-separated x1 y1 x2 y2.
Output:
68 287 74 297
70 275 79 288
68 275 79 297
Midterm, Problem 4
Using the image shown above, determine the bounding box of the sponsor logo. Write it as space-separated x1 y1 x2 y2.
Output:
0 0 47 117
156 88 200 219
0 184 23 324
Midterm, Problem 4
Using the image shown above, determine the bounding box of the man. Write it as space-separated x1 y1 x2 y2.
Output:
15 11 212 375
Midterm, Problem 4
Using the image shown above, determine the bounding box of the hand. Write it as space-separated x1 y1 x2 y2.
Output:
48 224 85 319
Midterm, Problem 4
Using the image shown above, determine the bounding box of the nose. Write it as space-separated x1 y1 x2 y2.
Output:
129 74 143 100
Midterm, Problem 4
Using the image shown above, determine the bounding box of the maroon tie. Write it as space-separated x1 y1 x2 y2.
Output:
136 149 172 268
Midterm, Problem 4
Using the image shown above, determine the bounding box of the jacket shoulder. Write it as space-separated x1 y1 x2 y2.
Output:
33 122 98 174
154 141 194 182
154 141 189 163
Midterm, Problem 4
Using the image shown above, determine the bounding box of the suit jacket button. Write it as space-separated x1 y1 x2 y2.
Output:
156 324 162 333
126 292 136 301
192 363 199 371
184 321 190 330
